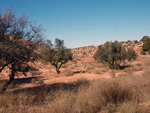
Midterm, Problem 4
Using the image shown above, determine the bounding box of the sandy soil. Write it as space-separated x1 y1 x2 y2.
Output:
0 55 148 92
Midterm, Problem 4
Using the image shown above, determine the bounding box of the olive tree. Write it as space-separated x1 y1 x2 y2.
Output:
41 38 72 74
0 8 43 92
94 41 137 69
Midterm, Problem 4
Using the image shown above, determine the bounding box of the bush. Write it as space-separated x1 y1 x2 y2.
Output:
100 80 136 104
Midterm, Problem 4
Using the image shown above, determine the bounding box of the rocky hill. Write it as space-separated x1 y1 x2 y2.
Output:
122 40 143 55
71 45 98 59
71 40 143 59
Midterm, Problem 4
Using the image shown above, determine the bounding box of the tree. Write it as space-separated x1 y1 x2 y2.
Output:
140 36 149 42
41 38 72 74
94 41 137 69
0 8 43 92
142 38 150 51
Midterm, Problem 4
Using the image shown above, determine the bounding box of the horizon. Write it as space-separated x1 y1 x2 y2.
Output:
1 0 150 48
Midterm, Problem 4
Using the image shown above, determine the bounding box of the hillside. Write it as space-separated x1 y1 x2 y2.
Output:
71 40 143 60
0 40 143 77
71 45 98 59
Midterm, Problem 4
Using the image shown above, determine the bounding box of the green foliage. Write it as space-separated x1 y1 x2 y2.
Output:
140 36 149 42
0 8 43 92
41 38 72 74
127 48 137 61
141 36 150 53
94 41 137 69
55 38 65 50
142 38 150 51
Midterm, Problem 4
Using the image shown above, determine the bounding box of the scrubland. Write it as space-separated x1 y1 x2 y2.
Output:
0 58 150 113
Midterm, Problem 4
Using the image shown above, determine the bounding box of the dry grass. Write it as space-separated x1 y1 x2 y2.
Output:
30 71 42 76
123 67 134 75
94 69 102 74
1 67 150 112
61 69 74 76
143 58 150 77
120 102 138 113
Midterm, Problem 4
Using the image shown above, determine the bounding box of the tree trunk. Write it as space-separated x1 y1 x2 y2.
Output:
55 63 63 74
56 67 60 74
1 64 15 93
55 65 60 74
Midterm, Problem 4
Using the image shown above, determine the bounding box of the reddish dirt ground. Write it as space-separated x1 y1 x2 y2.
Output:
0 55 148 92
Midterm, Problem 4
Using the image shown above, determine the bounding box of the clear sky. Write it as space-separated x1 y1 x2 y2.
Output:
1 0 150 48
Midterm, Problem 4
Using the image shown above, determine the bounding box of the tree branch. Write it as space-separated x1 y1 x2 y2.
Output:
0 62 11 72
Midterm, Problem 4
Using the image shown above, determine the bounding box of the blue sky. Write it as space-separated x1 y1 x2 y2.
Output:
1 0 150 48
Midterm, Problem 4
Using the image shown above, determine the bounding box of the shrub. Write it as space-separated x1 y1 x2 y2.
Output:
100 80 137 104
